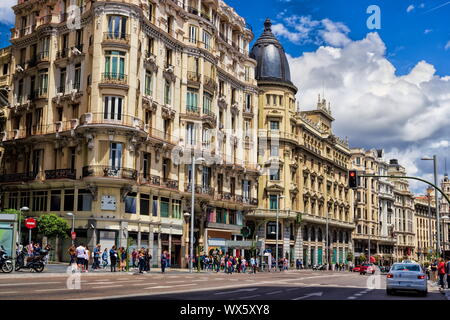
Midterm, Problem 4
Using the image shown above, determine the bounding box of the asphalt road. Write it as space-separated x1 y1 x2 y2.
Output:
0 269 446 300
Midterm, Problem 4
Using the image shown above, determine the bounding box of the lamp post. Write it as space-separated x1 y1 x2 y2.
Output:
422 156 441 256
183 212 191 269
66 212 75 245
189 154 205 273
276 194 285 271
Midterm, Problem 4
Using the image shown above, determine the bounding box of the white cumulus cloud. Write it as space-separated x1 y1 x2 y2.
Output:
407 4 415 12
0 0 15 25
285 31 450 193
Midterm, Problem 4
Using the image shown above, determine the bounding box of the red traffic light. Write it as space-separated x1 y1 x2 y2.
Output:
348 170 358 188
349 172 356 177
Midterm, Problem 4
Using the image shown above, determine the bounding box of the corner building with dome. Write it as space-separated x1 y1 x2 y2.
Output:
247 19 355 267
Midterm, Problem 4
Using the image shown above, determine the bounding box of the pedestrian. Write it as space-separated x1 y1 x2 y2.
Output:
296 259 300 270
438 258 446 289
109 245 117 272
446 257 450 289
84 246 90 272
431 260 438 283
93 244 101 270
102 248 108 269
118 247 126 272
242 257 247 273
76 243 86 272
131 249 138 268
138 249 146 274
161 251 167 273
68 245 76 265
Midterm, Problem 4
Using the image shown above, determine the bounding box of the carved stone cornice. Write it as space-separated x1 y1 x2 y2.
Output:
161 104 176 120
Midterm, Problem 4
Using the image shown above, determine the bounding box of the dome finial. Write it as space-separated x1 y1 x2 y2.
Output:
264 18 272 32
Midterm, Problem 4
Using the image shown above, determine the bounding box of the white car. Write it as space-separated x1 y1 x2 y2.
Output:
386 263 428 296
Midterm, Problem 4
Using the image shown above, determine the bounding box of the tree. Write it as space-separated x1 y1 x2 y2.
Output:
359 254 366 263
346 252 354 262
37 214 70 239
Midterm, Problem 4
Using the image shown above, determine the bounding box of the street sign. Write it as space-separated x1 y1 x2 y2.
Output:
71 232 76 240
24 218 36 229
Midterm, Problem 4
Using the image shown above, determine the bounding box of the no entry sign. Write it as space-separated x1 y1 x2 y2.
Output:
25 218 37 229
71 232 76 240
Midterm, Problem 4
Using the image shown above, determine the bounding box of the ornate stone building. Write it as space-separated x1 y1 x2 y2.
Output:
245 19 353 267
0 0 259 265
388 159 416 260
414 188 437 263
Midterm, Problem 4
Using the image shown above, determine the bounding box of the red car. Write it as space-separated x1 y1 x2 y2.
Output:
352 265 361 272
360 263 375 274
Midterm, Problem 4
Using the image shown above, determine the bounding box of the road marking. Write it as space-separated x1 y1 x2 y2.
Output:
91 285 123 289
167 281 186 284
131 283 157 286
266 290 283 295
145 284 194 289
347 296 356 300
214 288 257 295
292 292 323 300
35 288 72 292
239 294 261 299
354 293 363 296
0 282 61 287
0 291 18 294
286 288 302 292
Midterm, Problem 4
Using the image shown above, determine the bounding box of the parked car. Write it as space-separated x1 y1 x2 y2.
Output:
360 263 376 275
386 262 427 296
352 265 361 272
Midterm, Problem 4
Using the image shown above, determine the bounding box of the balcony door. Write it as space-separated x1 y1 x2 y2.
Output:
108 16 127 39
109 142 122 173
105 51 125 80
103 96 123 121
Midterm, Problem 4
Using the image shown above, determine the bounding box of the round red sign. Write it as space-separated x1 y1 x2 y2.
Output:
25 218 37 229
71 232 76 240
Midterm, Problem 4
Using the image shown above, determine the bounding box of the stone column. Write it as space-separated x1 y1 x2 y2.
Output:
119 221 128 248
293 224 302 262
157 231 162 268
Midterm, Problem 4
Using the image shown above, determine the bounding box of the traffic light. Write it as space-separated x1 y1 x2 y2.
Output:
349 170 358 189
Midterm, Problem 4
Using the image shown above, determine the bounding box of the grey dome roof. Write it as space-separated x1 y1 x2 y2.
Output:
250 19 295 89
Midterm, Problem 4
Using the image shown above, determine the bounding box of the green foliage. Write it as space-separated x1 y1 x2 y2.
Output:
358 254 366 263
37 214 70 239
346 252 354 262
0 209 21 215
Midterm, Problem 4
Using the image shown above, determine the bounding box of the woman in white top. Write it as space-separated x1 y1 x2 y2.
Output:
84 246 90 272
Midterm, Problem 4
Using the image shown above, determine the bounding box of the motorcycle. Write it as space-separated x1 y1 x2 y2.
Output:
0 246 13 273
15 247 49 273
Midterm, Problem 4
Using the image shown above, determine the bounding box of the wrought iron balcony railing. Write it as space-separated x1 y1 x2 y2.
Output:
82 165 137 181
45 169 76 180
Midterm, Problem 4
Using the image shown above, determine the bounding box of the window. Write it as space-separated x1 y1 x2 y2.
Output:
109 142 122 169
125 192 137 214
269 168 280 181
162 158 170 180
107 15 127 39
202 127 211 149
164 81 171 105
270 143 279 157
189 25 198 43
103 96 123 121
69 147 76 171
50 190 61 211
203 92 212 114
266 222 281 240
142 152 151 178
245 93 251 112
77 189 93 211
160 197 170 217
186 123 196 145
64 189 74 211
38 69 48 95
33 191 48 212
74 64 81 90
104 50 125 80
32 149 42 175
59 68 66 93
242 180 250 200
244 66 250 81
186 90 198 112
269 195 278 210
270 121 280 131
144 72 153 96
172 200 181 219
140 194 150 215
202 30 211 49
152 196 158 217
202 167 211 190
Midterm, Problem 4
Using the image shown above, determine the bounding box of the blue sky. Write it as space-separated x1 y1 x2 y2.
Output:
227 0 450 76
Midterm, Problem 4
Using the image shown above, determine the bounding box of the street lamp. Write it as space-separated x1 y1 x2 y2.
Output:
276 194 285 270
189 155 205 273
422 156 441 257
66 212 75 246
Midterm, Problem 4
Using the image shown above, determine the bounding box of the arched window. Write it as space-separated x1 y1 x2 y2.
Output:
311 228 316 241
318 229 323 242
333 231 337 243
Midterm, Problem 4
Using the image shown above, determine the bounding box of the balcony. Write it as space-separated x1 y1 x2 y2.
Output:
103 32 130 47
243 106 254 118
0 171 37 183
37 51 50 64
26 56 37 69
34 88 48 100
80 113 144 131
99 73 128 89
201 109 217 127
184 183 215 197
56 48 69 60
45 169 76 180
187 71 201 87
203 75 217 93
162 178 179 190
82 165 137 181
38 15 57 26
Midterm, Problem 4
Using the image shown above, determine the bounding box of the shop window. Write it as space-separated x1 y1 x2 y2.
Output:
140 194 150 216
64 189 74 211
77 189 93 211
125 192 137 214
50 190 61 211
